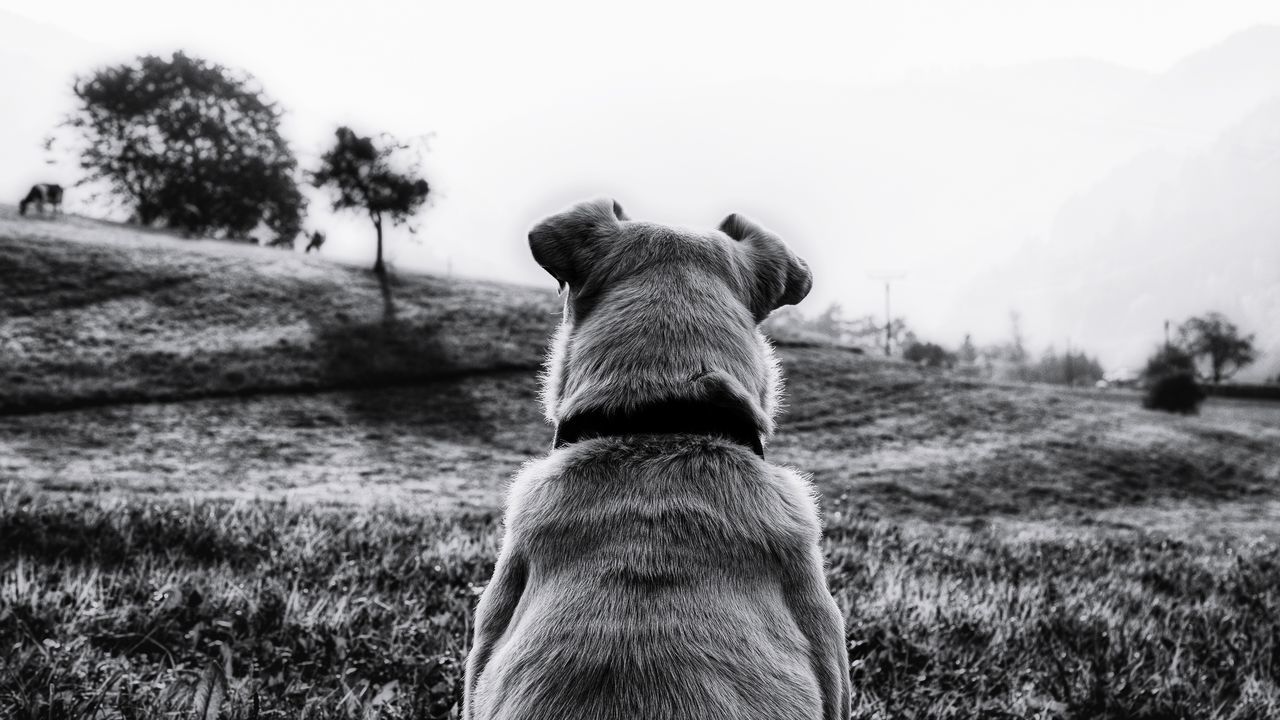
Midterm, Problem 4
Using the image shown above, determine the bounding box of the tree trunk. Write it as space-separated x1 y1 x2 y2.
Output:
372 212 385 275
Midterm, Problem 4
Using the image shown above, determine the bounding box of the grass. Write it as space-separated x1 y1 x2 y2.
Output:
0 499 489 719
3 212 1280 718
3 497 1279 719
0 206 557 414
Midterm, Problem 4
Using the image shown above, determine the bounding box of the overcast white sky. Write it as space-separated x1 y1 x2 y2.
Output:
3 0 1279 374
12 1 1280 80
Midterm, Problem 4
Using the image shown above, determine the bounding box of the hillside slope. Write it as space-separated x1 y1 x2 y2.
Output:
3 214 1278 524
6 344 1279 524
0 208 558 413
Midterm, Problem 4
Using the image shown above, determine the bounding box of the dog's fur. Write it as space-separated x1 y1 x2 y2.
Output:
464 199 850 720
19 184 62 216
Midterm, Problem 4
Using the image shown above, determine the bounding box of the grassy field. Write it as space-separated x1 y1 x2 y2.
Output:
3 212 1280 719
0 206 555 414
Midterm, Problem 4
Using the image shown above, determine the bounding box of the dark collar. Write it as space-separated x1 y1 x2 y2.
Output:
553 396 765 457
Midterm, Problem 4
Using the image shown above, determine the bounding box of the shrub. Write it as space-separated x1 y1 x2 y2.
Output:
1143 372 1205 414
903 341 955 369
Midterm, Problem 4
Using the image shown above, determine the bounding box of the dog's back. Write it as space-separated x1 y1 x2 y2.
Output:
468 436 845 720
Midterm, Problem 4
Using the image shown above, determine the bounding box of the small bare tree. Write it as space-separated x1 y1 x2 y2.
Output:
313 127 430 275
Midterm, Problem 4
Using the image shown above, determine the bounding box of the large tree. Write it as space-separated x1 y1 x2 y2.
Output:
65 51 304 243
1177 312 1258 384
313 127 430 275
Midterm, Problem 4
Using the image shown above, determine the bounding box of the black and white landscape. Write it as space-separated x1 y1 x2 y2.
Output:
2 2 1279 718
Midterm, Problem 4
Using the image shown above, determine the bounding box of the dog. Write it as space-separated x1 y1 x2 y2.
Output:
464 198 850 720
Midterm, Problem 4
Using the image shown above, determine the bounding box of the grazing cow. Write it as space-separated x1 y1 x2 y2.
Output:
464 199 850 720
19 184 63 216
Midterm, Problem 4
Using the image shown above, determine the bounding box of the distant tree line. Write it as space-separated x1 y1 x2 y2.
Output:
763 303 910 353
765 304 1266 398
57 52 429 273
763 304 1106 386
1020 347 1105 385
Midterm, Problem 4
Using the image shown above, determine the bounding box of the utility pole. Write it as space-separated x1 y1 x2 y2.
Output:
868 273 905 356
1065 337 1073 387
883 281 892 356
1163 320 1171 351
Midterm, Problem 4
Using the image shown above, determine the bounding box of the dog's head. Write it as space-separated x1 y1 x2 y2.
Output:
530 197 811 439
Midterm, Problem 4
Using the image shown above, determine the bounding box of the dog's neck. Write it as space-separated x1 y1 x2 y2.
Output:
542 302 781 458
552 394 766 457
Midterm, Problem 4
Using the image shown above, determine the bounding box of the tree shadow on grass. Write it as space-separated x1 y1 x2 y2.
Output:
307 271 547 449
309 270 503 387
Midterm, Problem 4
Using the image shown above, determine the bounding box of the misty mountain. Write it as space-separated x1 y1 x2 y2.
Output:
958 53 1280 381
1150 25 1280 135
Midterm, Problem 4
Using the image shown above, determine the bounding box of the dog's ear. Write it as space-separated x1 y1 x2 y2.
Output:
529 198 628 291
719 213 812 320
